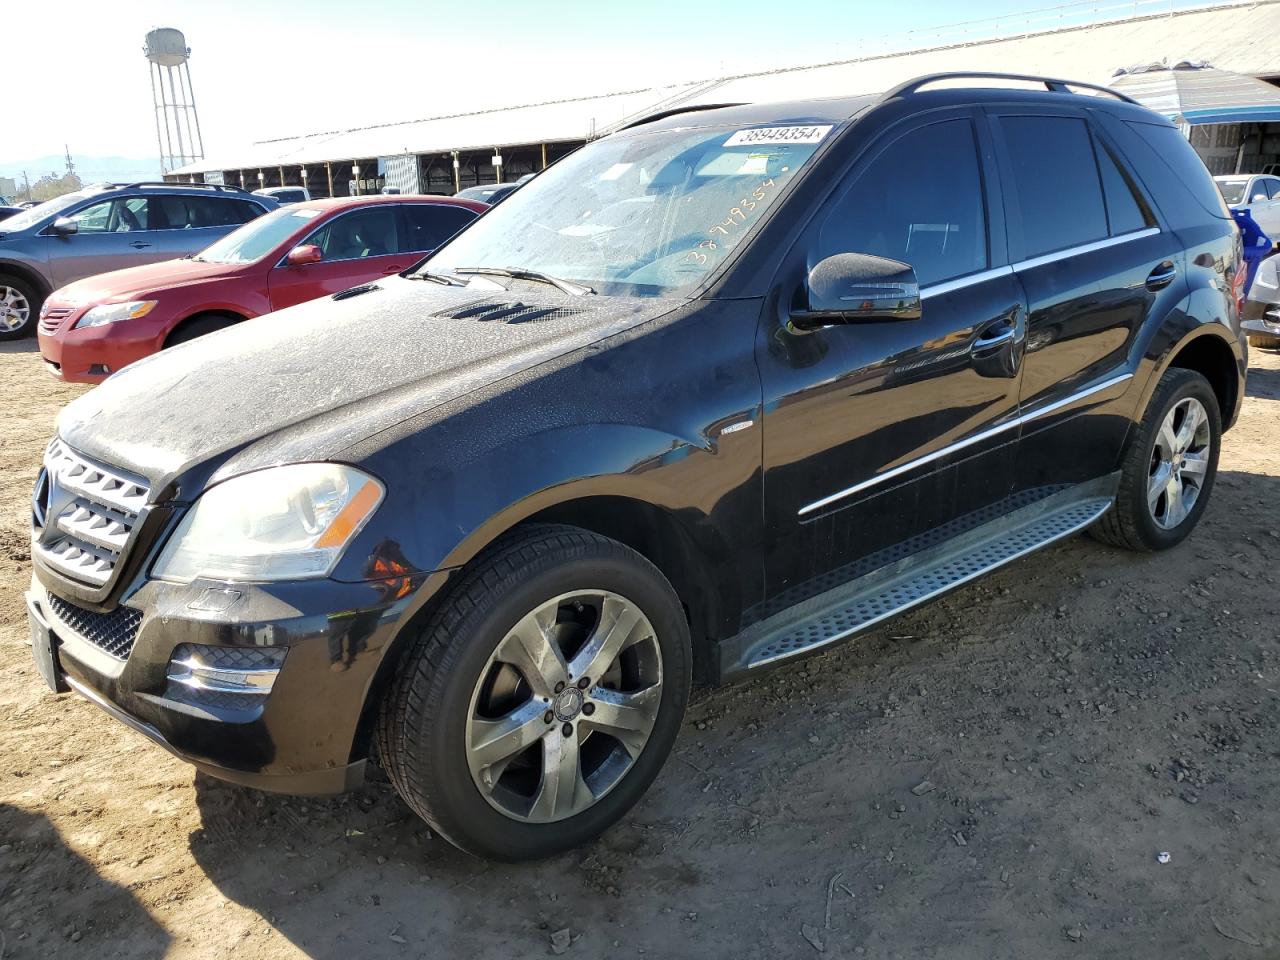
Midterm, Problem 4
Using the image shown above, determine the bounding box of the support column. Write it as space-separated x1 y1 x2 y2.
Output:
326 161 334 198
541 142 548 170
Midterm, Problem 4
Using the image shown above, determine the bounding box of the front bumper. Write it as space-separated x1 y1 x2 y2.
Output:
37 307 169 384
26 569 426 794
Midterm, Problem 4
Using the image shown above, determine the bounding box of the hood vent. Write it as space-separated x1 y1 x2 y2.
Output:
435 300 588 324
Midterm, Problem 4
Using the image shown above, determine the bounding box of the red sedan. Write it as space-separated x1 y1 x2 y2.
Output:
38 195 486 383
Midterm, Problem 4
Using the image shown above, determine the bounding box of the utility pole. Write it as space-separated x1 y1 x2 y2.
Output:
64 145 75 178
22 171 31 201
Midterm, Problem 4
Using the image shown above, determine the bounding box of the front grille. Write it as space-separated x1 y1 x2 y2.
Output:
39 306 73 335
33 439 151 587
45 592 143 659
435 300 589 324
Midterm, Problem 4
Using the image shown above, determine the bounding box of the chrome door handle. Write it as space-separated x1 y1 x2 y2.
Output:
972 327 1015 352
128 241 152 249
1146 262 1177 290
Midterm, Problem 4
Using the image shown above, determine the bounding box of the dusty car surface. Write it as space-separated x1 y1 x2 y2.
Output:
27 73 1246 861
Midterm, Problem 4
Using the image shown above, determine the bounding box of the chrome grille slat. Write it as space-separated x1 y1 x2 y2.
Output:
33 439 151 588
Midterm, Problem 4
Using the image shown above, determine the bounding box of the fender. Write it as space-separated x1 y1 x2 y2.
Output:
1127 284 1245 431
0 258 52 298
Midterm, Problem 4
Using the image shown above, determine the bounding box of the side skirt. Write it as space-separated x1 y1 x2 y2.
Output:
717 475 1119 681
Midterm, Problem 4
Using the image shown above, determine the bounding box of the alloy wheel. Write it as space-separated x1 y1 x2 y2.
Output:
1148 396 1211 530
0 285 30 333
465 590 663 823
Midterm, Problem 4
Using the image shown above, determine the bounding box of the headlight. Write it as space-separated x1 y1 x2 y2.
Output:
153 463 385 583
74 300 158 329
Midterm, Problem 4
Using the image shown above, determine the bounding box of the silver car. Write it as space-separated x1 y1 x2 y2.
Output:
0 182 275 340
1214 174 1280 237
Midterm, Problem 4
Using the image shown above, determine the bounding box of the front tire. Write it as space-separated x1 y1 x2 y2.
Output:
377 524 691 860
1091 368 1221 552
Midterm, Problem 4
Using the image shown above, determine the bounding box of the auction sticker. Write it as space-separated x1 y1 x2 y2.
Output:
724 125 832 147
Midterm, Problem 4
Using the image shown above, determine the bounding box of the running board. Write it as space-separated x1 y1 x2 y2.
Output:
721 487 1114 679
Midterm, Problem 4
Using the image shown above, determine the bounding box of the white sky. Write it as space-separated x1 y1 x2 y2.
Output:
4 0 1213 172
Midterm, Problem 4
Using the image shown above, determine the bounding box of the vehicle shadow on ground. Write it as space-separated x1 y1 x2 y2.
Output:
1246 355 1280 399
0 338 39 354
0 803 171 958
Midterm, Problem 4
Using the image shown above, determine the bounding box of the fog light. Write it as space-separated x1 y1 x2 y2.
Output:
88 364 111 376
166 643 286 696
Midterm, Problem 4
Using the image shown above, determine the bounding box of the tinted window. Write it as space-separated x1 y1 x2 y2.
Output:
816 118 987 286
997 115 1106 258
1125 121 1232 219
1096 144 1155 235
305 207 399 261
1266 178 1280 200
401 204 477 252
1248 179 1270 203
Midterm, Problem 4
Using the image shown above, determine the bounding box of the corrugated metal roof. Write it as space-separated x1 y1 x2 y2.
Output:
1111 63 1280 123
173 0 1280 175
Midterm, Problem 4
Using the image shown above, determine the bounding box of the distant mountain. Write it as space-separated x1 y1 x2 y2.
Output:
0 154 161 186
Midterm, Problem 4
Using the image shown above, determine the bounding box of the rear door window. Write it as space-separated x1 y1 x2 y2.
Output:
815 117 988 286
400 204 478 252
1096 143 1156 235
995 115 1108 258
1266 178 1280 200
1248 179 1270 204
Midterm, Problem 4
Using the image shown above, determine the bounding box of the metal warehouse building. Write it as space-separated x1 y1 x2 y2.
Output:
169 0 1280 196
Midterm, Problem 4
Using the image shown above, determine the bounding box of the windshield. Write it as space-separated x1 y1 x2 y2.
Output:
196 206 322 264
1217 179 1248 204
425 121 835 296
0 191 91 232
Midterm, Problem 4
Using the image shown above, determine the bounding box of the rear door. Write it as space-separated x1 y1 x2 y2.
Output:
1259 177 1280 235
758 109 1028 607
268 204 408 310
987 106 1183 492
149 194 261 260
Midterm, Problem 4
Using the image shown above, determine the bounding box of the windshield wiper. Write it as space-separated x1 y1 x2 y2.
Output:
408 269 467 286
454 266 594 297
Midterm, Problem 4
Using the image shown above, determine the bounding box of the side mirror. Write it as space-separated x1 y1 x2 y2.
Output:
50 216 79 236
791 253 921 331
284 244 323 266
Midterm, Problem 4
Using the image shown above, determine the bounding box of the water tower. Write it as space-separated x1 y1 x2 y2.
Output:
144 28 205 176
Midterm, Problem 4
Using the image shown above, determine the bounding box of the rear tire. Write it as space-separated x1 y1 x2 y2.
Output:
1248 332 1280 350
1090 368 1221 552
0 273 42 341
377 524 691 861
166 312 241 347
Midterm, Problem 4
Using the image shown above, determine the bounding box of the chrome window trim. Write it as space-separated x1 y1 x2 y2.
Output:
1012 227 1159 272
921 266 1014 299
797 372 1133 517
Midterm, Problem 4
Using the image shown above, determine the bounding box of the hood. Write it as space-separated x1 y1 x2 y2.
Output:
52 258 250 303
57 276 676 496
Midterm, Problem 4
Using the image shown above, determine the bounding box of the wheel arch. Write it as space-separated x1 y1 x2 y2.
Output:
1153 327 1244 430
162 308 250 348
350 493 736 766
0 260 53 299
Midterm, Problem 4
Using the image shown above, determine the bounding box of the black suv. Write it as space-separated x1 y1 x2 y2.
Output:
27 74 1247 860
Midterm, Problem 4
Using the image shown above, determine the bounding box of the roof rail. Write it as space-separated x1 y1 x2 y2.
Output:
885 72 1139 105
619 102 747 131
106 181 253 194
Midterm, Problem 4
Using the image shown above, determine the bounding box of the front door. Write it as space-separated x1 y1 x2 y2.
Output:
49 197 171 287
268 205 416 311
756 111 1026 617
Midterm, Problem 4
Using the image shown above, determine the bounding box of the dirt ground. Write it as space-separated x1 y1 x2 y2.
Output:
0 336 1277 960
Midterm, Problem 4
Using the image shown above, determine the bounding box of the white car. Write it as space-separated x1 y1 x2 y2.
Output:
1215 174 1280 236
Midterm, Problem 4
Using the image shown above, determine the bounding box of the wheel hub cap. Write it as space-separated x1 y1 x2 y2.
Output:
465 589 663 824
1147 396 1211 530
553 687 584 721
